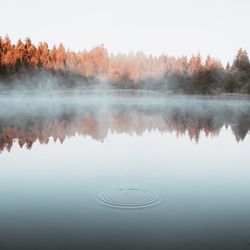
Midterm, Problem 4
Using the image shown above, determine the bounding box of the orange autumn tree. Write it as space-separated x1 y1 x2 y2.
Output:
0 36 201 81
0 36 250 94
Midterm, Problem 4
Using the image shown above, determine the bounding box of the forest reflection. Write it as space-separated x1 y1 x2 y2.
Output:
0 97 250 153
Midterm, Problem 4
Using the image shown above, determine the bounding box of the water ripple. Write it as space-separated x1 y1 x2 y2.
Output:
99 187 159 208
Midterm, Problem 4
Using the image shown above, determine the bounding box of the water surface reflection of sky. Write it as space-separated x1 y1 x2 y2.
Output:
0 96 250 250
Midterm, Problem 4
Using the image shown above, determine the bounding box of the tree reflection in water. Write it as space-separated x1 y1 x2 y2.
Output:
1 97 250 153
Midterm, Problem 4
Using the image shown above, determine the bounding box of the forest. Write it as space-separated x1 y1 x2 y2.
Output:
0 36 250 94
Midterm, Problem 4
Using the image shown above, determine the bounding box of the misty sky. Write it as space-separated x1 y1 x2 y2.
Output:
1 0 250 64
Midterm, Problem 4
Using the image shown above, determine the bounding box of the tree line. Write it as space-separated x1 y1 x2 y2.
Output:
0 36 250 94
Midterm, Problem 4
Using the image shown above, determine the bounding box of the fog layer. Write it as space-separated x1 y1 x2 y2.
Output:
0 92 250 152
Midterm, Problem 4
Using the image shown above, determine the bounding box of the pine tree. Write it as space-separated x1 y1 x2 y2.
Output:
49 45 57 69
233 48 250 71
14 39 25 64
38 42 50 68
0 37 3 74
188 53 202 75
56 43 67 70
1 36 14 65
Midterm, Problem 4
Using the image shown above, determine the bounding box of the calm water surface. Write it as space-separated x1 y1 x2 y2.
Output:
0 93 250 250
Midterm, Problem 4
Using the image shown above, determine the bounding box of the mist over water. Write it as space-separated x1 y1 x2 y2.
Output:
0 88 250 250
0 89 250 152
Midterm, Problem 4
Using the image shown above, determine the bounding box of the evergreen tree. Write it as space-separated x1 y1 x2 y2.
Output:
188 53 202 75
233 48 250 71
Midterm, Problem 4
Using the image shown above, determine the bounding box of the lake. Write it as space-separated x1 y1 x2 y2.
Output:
0 92 250 250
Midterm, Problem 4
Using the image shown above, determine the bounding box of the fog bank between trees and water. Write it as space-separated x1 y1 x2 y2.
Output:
1 37 250 95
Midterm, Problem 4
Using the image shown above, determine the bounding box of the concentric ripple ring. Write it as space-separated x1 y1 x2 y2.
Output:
99 187 159 208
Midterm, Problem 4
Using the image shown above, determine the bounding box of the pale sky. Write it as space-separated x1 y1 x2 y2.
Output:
1 0 249 64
